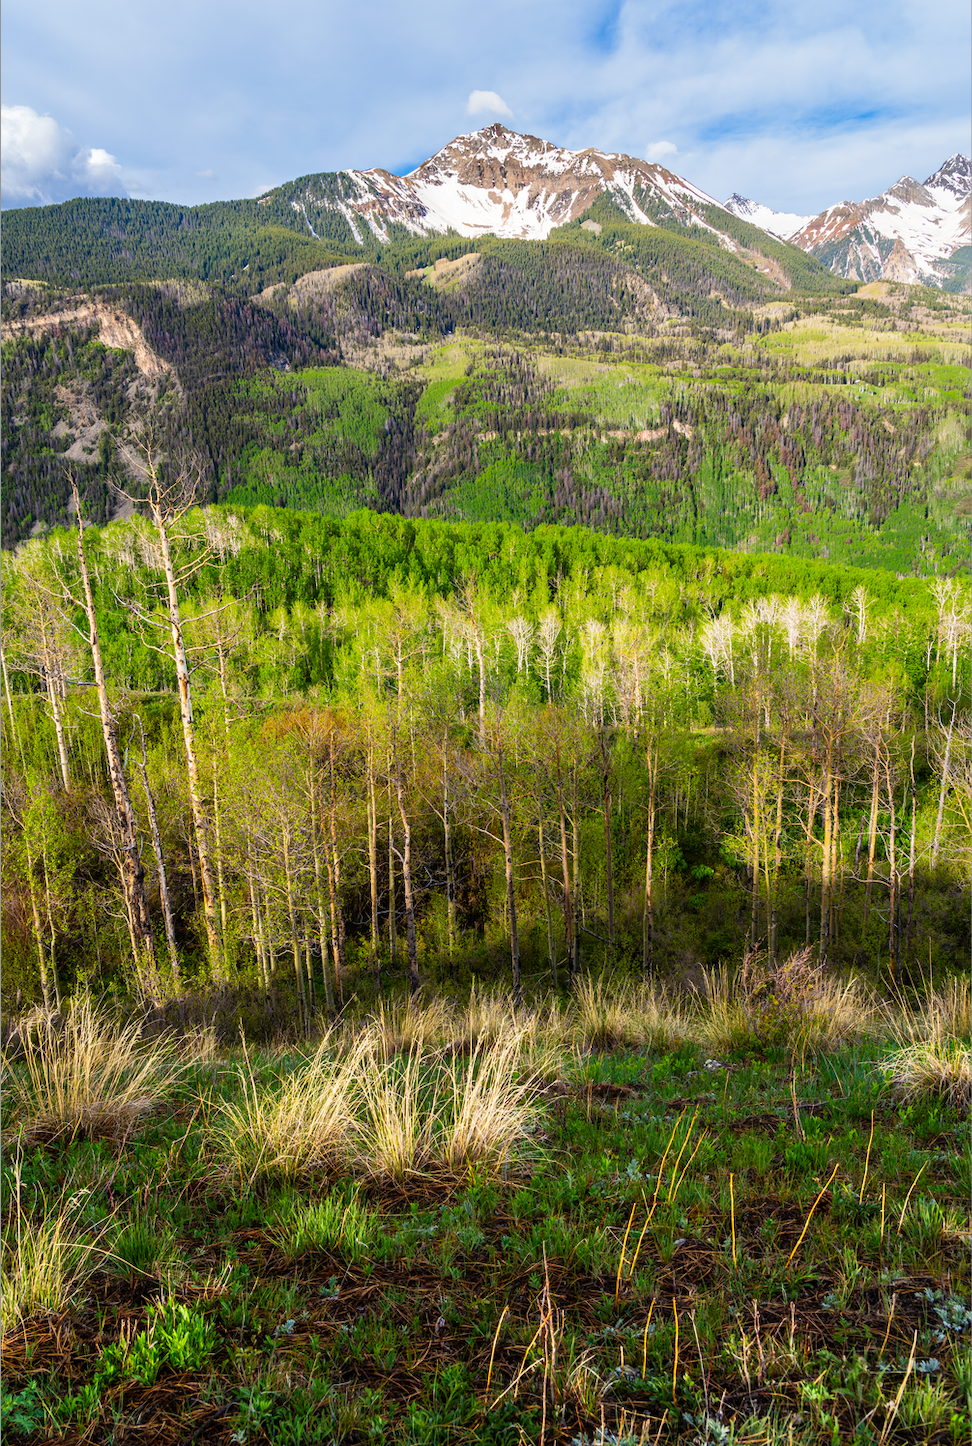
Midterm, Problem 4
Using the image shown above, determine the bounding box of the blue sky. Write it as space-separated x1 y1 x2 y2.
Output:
2 0 969 215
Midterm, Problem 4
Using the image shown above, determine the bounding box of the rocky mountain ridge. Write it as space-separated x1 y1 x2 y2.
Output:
729 154 970 288
264 124 734 244
264 127 969 290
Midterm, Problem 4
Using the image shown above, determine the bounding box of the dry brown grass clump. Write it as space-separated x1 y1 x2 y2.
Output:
214 1031 369 1185
460 985 568 1080
881 977 972 1110
440 1035 545 1177
2 998 184 1147
694 949 878 1056
461 982 523 1047
217 1006 551 1187
884 1039 972 1110
350 1030 545 1185
364 995 455 1060
569 974 690 1052
179 1023 220 1065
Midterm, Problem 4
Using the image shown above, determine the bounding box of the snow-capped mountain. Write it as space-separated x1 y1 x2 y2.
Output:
267 124 732 244
723 193 812 241
788 155 970 286
264 127 969 290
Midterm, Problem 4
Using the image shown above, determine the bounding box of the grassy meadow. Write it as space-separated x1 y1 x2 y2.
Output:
2 970 969 1445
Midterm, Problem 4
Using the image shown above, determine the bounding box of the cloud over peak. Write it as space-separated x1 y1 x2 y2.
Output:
466 90 513 119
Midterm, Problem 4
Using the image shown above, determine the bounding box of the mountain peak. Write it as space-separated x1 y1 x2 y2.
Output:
924 153 972 199
790 153 971 286
365 126 722 240
410 124 565 176
723 193 812 240
724 193 757 214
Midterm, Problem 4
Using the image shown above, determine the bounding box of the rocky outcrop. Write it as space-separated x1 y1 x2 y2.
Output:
881 238 920 285
2 299 171 379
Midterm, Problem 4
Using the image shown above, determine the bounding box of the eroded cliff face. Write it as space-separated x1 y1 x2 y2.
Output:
3 298 172 380
2 293 182 529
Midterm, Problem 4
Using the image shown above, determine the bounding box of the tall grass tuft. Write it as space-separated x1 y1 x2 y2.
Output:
460 986 567 1080
350 1030 545 1185
441 1036 544 1177
461 983 522 1046
1 1177 103 1334
214 1032 368 1185
569 975 689 1052
350 1043 440 1183
2 998 184 1146
366 995 454 1060
694 950 877 1055
882 978 972 1110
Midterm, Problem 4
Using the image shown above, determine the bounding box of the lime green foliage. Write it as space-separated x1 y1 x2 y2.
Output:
54 1296 217 1428
414 377 461 433
405 294 970 570
3 499 968 1006
271 1185 380 1260
224 365 414 515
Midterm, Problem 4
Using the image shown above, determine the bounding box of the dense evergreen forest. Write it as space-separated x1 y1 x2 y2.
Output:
2 504 969 1023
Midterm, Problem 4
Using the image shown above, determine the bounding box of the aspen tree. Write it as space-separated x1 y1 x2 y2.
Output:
533 704 582 988
69 481 156 980
1 656 56 1006
3 544 77 791
389 722 419 995
932 700 958 867
141 459 224 973
536 608 562 701
136 718 180 986
477 706 523 1003
412 683 463 960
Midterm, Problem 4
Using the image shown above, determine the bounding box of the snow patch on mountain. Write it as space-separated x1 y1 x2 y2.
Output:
723 193 812 240
282 124 730 244
789 156 970 286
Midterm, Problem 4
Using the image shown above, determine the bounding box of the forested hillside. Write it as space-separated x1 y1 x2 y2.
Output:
2 506 969 1016
4 264 967 569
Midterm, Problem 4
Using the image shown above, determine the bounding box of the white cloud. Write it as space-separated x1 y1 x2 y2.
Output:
2 104 72 202
645 140 678 161
194 168 216 179
1 103 125 205
466 90 513 119
80 146 124 189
